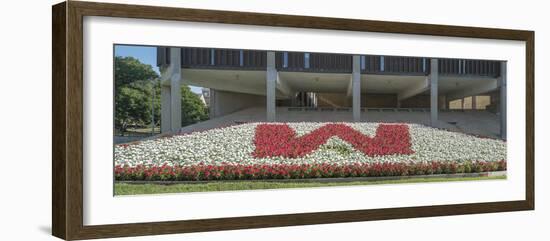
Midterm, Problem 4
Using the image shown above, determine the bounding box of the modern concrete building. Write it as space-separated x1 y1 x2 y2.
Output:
157 47 506 139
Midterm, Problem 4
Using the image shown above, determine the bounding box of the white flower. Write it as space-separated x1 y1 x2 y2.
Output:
115 122 506 167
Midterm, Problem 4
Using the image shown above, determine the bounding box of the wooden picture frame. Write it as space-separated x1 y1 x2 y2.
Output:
52 1 534 240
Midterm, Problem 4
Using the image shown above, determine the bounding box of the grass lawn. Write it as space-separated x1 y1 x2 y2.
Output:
115 175 505 195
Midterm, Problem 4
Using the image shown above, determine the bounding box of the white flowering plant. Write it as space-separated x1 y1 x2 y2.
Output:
114 122 506 181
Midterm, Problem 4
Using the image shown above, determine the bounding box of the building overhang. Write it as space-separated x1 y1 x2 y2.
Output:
180 68 498 100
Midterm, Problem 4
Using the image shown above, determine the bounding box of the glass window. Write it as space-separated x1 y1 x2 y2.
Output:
283 52 288 68
239 50 244 66
422 58 426 72
210 49 215 65
304 53 310 69
380 56 385 71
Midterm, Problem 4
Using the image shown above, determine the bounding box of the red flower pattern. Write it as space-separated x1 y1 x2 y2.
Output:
253 123 413 158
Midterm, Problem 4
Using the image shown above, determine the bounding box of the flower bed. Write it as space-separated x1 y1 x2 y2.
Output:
115 122 506 181
253 123 413 158
115 160 506 181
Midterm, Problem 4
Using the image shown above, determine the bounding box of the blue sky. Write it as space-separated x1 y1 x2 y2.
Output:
114 45 202 94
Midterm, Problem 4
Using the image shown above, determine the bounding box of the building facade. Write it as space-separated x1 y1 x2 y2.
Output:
157 47 506 138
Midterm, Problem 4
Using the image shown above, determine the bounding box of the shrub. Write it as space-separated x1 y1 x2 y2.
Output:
115 160 506 181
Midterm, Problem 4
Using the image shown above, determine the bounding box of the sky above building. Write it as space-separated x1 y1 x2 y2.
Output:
114 45 202 94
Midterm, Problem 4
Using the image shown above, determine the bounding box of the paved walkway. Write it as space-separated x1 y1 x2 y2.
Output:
179 107 502 138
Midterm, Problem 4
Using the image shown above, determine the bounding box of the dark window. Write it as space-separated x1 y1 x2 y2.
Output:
283 52 289 68
239 50 244 66
422 58 426 72
360 56 366 70
210 49 215 65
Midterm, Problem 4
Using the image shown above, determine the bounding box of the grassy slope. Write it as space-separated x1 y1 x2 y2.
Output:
115 175 505 195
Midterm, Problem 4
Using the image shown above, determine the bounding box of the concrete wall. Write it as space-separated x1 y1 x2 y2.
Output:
316 93 350 107
311 93 449 108
290 93 461 109
400 95 446 109
400 95 429 108
449 95 492 110
210 89 266 118
362 94 397 108
316 93 399 108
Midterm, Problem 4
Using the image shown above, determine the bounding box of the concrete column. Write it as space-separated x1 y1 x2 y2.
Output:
352 55 361 121
160 85 171 133
266 51 277 121
160 47 182 133
500 61 507 140
169 48 182 132
209 89 217 118
313 93 317 107
430 58 439 126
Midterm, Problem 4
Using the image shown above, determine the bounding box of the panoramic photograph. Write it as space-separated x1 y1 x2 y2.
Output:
113 45 507 195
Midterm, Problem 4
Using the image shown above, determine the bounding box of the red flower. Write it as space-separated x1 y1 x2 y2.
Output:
253 123 413 158
115 160 506 181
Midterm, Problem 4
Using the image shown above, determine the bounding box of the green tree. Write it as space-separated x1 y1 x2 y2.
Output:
115 56 158 89
181 85 209 126
114 55 209 134
114 56 160 134
115 81 161 133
